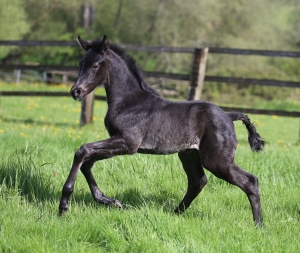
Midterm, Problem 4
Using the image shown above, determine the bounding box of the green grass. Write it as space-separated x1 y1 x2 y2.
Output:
0 83 300 252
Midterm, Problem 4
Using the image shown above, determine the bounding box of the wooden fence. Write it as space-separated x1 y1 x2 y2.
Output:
1 40 300 127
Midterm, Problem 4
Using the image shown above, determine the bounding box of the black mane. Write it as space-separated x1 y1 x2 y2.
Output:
89 39 159 96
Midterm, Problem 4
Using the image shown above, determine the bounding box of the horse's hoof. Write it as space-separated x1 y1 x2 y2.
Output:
59 208 68 216
113 199 122 208
174 207 184 215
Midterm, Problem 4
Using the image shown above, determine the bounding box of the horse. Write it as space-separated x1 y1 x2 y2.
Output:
59 35 265 225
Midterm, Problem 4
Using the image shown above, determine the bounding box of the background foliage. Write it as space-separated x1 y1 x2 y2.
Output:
1 0 300 104
2 0 300 56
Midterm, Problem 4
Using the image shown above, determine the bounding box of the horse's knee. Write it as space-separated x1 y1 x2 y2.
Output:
193 174 207 186
198 174 208 190
248 174 259 186
74 144 89 161
189 174 207 193
62 182 74 196
246 174 260 196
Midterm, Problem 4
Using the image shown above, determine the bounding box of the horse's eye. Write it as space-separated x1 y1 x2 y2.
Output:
92 64 98 69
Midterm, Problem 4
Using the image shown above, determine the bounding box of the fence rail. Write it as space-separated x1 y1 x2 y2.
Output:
2 64 300 88
1 91 299 118
0 64 77 71
1 40 300 126
0 90 107 101
2 40 300 57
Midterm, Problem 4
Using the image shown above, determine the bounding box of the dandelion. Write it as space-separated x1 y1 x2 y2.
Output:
272 115 278 119
72 108 81 112
21 124 30 129
0 129 4 134
254 120 265 127
20 132 29 138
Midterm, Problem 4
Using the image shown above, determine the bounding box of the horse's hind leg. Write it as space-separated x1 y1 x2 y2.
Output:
206 161 263 225
174 149 207 214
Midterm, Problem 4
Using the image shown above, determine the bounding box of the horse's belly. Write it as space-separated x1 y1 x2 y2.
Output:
138 134 199 155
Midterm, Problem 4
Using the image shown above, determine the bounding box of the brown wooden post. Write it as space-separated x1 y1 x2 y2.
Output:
188 47 209 100
80 90 95 126
62 74 68 84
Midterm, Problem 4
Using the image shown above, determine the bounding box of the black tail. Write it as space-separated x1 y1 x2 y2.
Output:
228 112 265 152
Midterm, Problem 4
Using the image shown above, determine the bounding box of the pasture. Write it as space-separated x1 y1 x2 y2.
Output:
0 82 300 252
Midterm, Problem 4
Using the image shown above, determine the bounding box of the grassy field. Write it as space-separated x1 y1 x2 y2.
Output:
0 83 300 252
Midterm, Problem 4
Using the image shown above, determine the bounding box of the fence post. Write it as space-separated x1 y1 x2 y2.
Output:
188 47 209 100
80 90 95 126
14 69 21 84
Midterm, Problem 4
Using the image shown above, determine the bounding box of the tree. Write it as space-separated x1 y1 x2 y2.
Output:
0 0 30 59
9 0 92 65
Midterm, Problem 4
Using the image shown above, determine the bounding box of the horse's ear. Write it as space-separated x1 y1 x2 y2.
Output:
77 36 90 51
102 35 109 51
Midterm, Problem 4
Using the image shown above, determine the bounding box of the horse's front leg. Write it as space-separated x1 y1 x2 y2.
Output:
59 134 133 214
80 160 122 207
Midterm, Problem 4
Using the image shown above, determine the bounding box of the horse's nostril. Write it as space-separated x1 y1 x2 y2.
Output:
70 87 83 100
71 88 81 96
75 89 81 96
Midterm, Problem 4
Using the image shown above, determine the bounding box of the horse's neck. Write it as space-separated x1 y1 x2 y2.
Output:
105 53 143 104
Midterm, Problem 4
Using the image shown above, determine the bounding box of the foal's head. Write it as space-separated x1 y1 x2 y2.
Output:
70 35 110 101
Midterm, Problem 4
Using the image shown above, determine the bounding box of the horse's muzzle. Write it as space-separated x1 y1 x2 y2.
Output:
70 87 84 101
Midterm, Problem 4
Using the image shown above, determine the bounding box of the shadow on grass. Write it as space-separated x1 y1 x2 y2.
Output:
0 154 201 216
0 155 61 203
1 116 76 128
0 156 174 210
114 187 181 214
63 187 180 213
